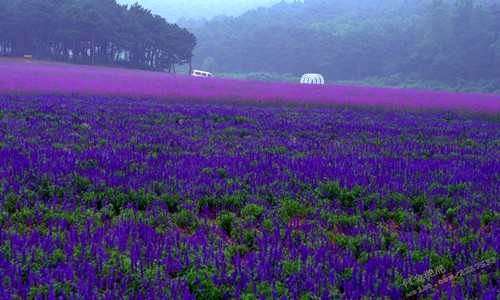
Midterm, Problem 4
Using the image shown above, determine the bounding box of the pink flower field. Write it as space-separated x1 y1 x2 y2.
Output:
0 58 499 113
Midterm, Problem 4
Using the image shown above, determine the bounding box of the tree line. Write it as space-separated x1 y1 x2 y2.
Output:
0 0 197 72
189 0 499 93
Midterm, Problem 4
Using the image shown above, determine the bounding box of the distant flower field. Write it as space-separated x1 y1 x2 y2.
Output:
1 58 499 114
0 59 499 299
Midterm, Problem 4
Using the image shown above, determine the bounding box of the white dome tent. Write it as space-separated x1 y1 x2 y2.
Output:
300 73 324 84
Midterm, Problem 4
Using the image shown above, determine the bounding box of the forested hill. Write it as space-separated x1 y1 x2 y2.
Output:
190 0 500 93
0 0 196 72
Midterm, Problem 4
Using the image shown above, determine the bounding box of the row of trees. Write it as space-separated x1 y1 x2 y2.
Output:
190 0 499 90
0 0 197 72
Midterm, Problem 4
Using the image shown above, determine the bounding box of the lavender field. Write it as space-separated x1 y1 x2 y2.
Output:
0 60 499 299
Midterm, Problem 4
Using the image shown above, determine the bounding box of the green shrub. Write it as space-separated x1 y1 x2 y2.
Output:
331 234 364 254
4 192 19 213
262 218 274 233
218 212 236 236
222 192 247 209
410 194 428 215
174 209 199 230
314 180 363 208
160 193 180 212
430 252 455 272
242 228 257 248
278 199 304 223
136 188 155 210
73 173 93 194
241 203 265 221
197 195 222 212
224 244 249 259
185 267 233 299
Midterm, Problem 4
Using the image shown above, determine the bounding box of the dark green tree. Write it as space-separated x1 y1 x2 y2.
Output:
0 0 197 72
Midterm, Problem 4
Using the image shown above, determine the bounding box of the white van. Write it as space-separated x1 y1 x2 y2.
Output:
191 70 214 78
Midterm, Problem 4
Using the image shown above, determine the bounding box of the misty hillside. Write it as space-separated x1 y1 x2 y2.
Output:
115 0 290 22
188 0 500 93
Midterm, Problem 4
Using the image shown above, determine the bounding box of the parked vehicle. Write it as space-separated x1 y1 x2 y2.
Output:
191 70 214 77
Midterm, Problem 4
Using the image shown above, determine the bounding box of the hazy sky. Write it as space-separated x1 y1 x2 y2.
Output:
115 0 296 22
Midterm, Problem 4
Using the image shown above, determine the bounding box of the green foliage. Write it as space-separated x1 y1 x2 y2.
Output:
315 180 363 208
278 199 304 223
73 173 93 194
460 138 475 148
224 244 249 259
393 240 408 258
430 253 455 272
434 194 455 212
331 234 364 254
3 192 19 213
222 192 247 210
410 194 428 215
197 195 222 212
265 193 277 206
160 193 181 213
262 146 287 155
282 260 301 276
28 285 50 300
173 209 199 230
98 139 108 146
340 268 354 280
241 203 265 222
241 228 257 248
413 217 429 233
185 267 233 299
261 218 274 233
52 142 64 150
479 250 498 264
328 214 361 229
80 159 98 170
410 249 429 263
458 233 480 248
216 167 228 179
135 188 156 211
480 211 499 227
233 116 251 124
217 212 235 236
371 208 406 224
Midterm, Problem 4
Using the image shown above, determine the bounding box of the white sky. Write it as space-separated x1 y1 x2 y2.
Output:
115 0 296 22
